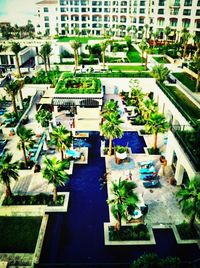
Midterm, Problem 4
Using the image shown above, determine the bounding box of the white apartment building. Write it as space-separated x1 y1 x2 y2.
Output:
35 0 200 39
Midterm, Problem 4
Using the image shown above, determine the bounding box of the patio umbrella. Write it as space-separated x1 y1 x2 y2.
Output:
52 113 57 127
43 140 48 151
49 123 53 133
46 130 51 141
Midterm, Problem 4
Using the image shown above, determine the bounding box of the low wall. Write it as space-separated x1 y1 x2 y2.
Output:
183 66 198 79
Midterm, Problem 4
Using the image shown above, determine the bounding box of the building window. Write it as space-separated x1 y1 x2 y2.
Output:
139 17 144 23
44 7 48 12
196 10 200 15
196 21 200 28
170 8 179 15
158 0 165 6
170 19 177 27
158 9 164 14
198 0 200 6
183 9 191 15
44 16 49 21
60 7 65 12
184 0 192 6
60 0 65 5
182 19 190 28
158 19 164 26
140 8 145 14
45 23 49 27
140 1 145 6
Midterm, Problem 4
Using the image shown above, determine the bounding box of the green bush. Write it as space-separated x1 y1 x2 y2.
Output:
115 145 127 153
109 224 150 241
3 193 65 206
176 222 199 240
147 147 160 155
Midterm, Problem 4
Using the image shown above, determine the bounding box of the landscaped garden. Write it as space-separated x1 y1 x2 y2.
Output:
127 47 141 63
153 56 170 64
0 216 42 253
108 65 146 72
57 36 105 43
55 76 101 94
172 72 196 92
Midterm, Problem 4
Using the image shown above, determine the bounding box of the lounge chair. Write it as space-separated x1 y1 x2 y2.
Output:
143 179 160 188
138 160 154 167
139 165 156 174
140 173 157 180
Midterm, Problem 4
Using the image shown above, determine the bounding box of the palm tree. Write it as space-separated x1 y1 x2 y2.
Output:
101 99 118 119
42 156 69 202
17 126 35 168
50 125 72 161
0 153 19 197
139 39 149 70
150 64 170 83
101 112 123 156
140 98 158 121
11 42 22 78
152 30 160 47
164 26 172 44
129 79 144 107
70 41 81 69
145 112 169 150
39 42 52 73
181 28 191 58
100 41 108 68
4 80 22 119
144 24 149 39
176 176 200 226
107 178 138 229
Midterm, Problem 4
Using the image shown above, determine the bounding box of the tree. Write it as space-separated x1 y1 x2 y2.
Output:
70 41 81 69
139 39 149 70
0 24 12 40
17 126 35 168
140 98 158 121
39 42 52 73
100 41 109 68
144 24 149 39
145 113 169 150
4 80 22 119
101 99 118 119
176 176 200 226
132 26 138 43
107 178 138 229
50 125 72 161
42 157 69 202
150 64 170 83
164 26 172 44
11 42 22 78
101 112 123 156
25 20 35 38
35 109 52 127
181 28 191 58
0 153 19 197
129 79 144 107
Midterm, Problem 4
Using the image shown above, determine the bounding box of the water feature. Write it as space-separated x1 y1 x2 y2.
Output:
39 132 200 267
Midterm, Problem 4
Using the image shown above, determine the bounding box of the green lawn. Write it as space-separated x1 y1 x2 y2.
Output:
0 216 42 253
153 57 170 64
172 72 197 92
164 85 200 124
58 36 105 43
127 47 141 63
108 65 146 72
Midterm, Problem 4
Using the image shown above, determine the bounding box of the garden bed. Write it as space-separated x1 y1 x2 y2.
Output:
108 65 146 72
2 193 65 206
55 76 101 94
176 222 199 240
172 72 196 92
0 216 42 253
153 56 170 64
109 224 150 241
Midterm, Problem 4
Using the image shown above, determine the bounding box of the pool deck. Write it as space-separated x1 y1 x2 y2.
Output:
0 92 186 228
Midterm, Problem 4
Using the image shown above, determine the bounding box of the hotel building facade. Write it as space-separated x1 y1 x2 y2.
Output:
35 0 200 39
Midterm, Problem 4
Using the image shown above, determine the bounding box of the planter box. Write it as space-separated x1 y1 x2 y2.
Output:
104 223 156 245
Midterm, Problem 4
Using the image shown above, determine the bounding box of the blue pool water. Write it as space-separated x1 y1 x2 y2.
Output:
105 131 146 153
39 132 200 267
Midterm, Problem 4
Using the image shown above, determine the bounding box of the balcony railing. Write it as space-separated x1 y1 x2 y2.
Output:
171 125 200 171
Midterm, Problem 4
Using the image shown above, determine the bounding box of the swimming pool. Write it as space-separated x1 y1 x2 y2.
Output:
105 131 146 153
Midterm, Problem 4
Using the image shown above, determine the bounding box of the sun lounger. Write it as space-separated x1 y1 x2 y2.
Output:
143 179 160 188
139 165 156 174
138 160 154 167
140 173 157 180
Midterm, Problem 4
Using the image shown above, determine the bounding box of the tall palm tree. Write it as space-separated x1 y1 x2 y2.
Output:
150 64 170 83
42 156 69 202
107 178 138 229
176 176 200 226
145 112 169 150
50 125 72 161
39 42 52 73
70 41 81 69
101 99 118 119
164 26 172 44
181 28 191 58
11 42 22 78
101 112 123 156
4 80 21 119
100 41 108 68
17 126 35 168
140 98 158 121
129 79 144 107
139 39 149 70
0 153 19 197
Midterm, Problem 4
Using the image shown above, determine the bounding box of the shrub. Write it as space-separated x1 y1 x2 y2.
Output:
176 222 199 240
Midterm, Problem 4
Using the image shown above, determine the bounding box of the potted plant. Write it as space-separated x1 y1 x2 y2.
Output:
115 145 127 164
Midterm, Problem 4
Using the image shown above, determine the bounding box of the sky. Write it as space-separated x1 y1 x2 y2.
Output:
0 0 38 25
